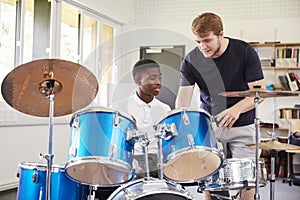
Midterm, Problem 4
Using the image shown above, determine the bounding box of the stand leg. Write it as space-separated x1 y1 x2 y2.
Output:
283 123 292 185
254 95 261 200
269 150 276 200
142 145 150 178
157 138 164 180
46 94 55 200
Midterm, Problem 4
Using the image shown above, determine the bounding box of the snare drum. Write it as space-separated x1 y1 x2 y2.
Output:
206 158 267 191
17 162 88 200
66 107 137 186
107 178 194 199
156 108 223 183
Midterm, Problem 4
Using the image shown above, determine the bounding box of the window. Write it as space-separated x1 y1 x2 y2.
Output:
0 0 16 101
60 2 80 63
22 0 34 63
99 24 114 105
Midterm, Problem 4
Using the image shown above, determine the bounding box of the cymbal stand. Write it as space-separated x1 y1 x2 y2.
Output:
269 150 276 200
254 91 261 200
39 79 61 200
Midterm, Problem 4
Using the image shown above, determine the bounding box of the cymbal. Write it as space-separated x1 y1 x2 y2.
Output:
286 149 300 153
247 140 300 151
219 88 300 98
1 59 98 117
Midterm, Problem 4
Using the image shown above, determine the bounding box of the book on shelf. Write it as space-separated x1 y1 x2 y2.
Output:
275 58 297 67
278 75 290 91
276 47 299 67
286 72 299 91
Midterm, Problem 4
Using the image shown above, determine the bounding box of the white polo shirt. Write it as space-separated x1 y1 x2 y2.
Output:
112 91 171 155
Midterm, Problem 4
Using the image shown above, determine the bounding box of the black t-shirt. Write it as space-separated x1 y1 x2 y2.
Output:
180 37 264 127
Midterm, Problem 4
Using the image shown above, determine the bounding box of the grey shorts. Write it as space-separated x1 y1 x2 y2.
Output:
215 124 260 159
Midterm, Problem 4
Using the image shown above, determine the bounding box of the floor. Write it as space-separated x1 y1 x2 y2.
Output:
185 178 300 200
1 178 299 200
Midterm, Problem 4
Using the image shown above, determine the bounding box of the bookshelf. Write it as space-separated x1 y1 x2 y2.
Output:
251 42 300 68
250 42 300 91
250 43 300 179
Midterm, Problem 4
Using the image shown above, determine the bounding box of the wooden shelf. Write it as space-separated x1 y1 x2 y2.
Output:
263 66 300 70
250 42 300 47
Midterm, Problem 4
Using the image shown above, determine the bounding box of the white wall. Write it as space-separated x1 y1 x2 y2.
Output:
115 0 300 125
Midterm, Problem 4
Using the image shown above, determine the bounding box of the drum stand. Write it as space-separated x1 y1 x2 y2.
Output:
138 133 151 178
154 123 178 180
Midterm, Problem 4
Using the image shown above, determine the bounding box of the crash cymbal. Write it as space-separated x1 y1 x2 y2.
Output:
247 140 300 151
219 88 300 98
1 59 98 117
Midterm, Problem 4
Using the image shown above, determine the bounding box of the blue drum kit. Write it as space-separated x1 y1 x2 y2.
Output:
3 59 300 199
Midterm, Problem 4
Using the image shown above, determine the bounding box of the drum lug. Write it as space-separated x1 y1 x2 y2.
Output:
187 134 195 147
183 109 190 125
109 144 117 160
32 169 39 183
113 112 121 128
72 117 80 129
126 128 138 142
69 146 77 157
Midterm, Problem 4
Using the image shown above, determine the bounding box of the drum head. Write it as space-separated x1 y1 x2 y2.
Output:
164 148 223 183
65 157 133 186
107 178 194 200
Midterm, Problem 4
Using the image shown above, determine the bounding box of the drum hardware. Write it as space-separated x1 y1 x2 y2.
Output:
109 144 118 160
183 109 190 125
280 112 294 185
187 134 195 147
1 59 99 200
247 140 300 200
65 107 136 186
154 123 178 140
137 132 151 178
17 162 89 200
220 87 300 200
157 137 164 180
156 107 223 183
107 177 195 199
113 112 122 128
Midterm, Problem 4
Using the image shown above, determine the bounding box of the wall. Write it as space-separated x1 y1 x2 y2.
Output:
115 0 300 125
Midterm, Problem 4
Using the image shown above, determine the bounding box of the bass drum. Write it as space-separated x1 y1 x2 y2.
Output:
107 178 194 200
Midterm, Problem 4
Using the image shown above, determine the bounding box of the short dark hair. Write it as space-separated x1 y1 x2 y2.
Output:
132 59 160 78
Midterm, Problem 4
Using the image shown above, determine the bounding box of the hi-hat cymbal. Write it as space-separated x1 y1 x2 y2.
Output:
247 140 300 151
1 59 98 117
219 88 300 98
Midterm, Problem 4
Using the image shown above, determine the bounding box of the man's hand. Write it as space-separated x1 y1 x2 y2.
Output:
215 107 241 130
